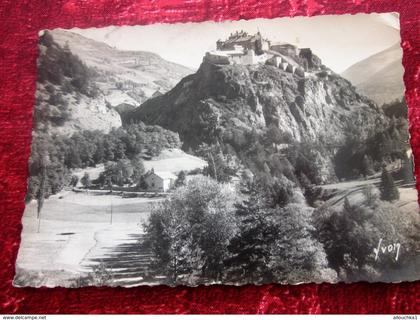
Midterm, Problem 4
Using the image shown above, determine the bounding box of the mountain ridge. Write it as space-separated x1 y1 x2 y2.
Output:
49 29 194 107
341 43 404 105
34 29 195 135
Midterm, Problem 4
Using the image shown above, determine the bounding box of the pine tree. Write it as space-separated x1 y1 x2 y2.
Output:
363 184 378 207
361 155 374 177
175 171 186 187
137 176 148 191
401 154 415 184
379 168 399 201
130 155 145 184
227 182 277 283
81 172 91 189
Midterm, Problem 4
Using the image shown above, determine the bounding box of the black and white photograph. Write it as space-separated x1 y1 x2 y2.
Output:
14 13 420 287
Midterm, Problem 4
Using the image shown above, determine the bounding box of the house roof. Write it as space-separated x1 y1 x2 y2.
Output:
149 171 177 180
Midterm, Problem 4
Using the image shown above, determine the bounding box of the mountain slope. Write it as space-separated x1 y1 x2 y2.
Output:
35 31 121 135
341 43 404 105
49 29 194 107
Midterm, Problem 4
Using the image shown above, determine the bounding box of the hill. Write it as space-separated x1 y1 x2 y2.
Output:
35 31 121 135
49 29 194 108
127 50 390 183
341 43 404 105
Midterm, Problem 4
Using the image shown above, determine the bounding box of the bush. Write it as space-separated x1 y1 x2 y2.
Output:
379 168 399 201
144 176 237 284
269 204 337 283
313 197 420 282
81 172 91 189
228 179 335 284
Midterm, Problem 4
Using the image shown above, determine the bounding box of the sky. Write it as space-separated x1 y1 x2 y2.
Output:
70 13 401 73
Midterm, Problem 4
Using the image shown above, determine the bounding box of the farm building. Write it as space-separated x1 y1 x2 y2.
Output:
144 170 177 192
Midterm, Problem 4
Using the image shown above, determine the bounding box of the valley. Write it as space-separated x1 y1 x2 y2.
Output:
15 24 419 287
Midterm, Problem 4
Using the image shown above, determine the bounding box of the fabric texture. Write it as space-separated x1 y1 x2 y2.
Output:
0 0 419 314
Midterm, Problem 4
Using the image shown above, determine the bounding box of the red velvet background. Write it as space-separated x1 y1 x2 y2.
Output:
0 0 419 314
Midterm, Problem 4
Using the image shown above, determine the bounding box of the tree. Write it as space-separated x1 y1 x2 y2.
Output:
299 173 323 206
264 175 293 208
175 171 186 187
197 143 238 183
363 184 378 207
81 172 91 189
137 175 148 191
379 168 399 201
98 160 133 187
144 176 236 284
361 155 374 177
227 182 278 283
70 175 79 187
66 147 82 168
401 154 415 184
269 204 336 284
314 197 420 282
130 155 145 184
313 202 375 281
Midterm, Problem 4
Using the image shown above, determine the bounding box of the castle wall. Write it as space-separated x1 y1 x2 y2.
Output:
207 33 307 75
241 49 256 65
267 56 283 67
261 40 270 51
271 44 297 56
204 52 231 65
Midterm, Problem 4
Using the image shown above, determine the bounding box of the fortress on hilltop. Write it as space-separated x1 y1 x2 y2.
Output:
204 31 326 77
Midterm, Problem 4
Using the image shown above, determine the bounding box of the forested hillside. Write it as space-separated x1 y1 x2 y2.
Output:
35 31 122 135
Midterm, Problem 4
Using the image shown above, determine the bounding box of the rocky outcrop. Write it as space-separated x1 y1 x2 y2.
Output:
37 83 122 135
130 60 384 149
127 54 387 183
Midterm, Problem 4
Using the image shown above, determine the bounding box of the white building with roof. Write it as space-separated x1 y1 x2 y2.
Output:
144 169 177 192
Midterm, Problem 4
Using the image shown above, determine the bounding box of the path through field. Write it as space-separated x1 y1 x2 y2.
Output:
14 190 163 287
79 228 163 287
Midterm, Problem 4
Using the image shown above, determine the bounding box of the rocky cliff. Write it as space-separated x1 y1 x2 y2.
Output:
128 52 387 183
130 59 384 147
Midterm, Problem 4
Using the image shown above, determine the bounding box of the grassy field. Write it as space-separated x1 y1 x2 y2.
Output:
15 148 207 287
14 190 164 287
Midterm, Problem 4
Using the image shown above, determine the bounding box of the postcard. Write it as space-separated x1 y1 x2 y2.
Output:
14 12 419 287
